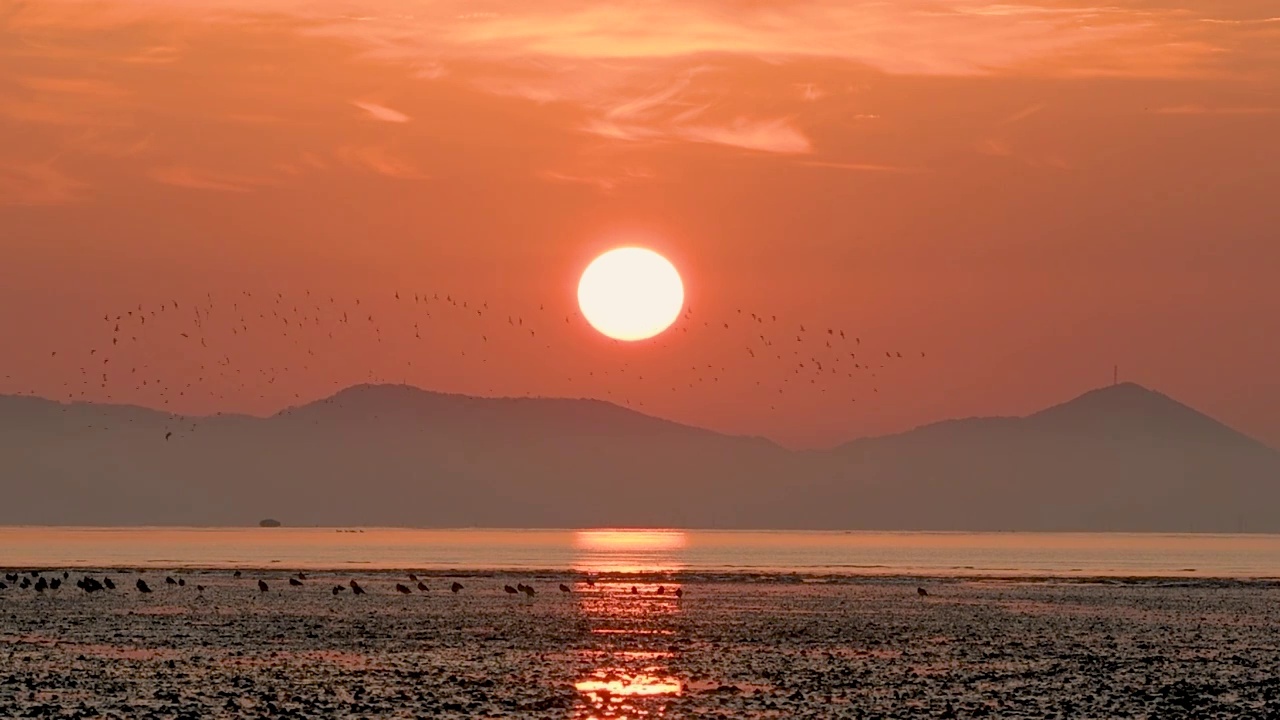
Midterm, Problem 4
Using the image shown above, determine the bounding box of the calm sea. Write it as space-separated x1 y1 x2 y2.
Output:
3 527 1280 578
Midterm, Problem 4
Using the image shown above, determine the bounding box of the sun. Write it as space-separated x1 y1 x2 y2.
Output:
578 247 684 341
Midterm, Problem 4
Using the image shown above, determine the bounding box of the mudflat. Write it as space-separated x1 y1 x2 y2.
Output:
3 571 1279 718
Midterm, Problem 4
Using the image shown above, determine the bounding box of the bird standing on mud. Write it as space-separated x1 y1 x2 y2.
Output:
77 577 103 593
258 579 269 592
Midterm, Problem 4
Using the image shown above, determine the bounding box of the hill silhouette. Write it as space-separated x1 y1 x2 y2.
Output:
2 382 1276 531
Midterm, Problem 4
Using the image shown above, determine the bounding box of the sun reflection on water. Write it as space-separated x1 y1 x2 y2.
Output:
571 529 688 718
576 671 683 698
575 671 684 718
573 530 687 552
572 529 688 575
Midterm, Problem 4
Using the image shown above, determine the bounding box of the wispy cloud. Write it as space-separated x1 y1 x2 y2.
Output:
281 0 1253 164
0 94 129 127
1197 16 1280 26
12 1 1261 84
148 166 277 192
18 77 128 98
976 139 1015 157
540 166 655 192
120 45 181 65
432 2 1134 74
1155 104 1280 115
0 73 133 129
797 83 826 102
224 113 289 125
679 118 812 154
0 162 86 205
999 102 1047 125
799 160 928 173
2 0 1273 201
351 100 409 123
975 139 1071 169
66 129 152 158
335 146 428 179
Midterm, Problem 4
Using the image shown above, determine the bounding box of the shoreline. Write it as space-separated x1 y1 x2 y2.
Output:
5 565 1280 584
8 527 1278 578
4 524 1280 535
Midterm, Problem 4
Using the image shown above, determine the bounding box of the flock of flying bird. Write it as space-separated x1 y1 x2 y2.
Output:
0 569 684 599
23 288 928 437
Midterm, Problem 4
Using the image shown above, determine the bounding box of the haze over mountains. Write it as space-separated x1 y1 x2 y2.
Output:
2 383 1277 532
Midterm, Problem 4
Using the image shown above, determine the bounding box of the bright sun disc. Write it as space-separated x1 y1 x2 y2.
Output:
578 247 684 341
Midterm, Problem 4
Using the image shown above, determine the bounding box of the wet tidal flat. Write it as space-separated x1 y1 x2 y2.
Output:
3 572 1280 719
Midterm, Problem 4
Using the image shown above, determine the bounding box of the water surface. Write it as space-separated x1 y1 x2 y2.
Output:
4 527 1279 577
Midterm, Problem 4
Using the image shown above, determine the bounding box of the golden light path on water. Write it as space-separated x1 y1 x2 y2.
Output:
572 529 688 574
571 530 688 718
575 673 683 698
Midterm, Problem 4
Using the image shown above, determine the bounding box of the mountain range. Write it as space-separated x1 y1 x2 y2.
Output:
2 382 1277 531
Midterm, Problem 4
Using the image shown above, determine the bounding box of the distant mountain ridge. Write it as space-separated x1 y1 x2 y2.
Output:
2 382 1277 531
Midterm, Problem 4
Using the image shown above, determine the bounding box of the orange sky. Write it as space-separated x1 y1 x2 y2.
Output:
2 0 1278 448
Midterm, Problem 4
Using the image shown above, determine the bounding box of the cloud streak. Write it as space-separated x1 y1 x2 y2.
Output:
0 162 86 205
1155 104 1280 115
799 160 928 174
679 118 812 154
334 146 428 179
148 166 277 192
351 100 409 123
